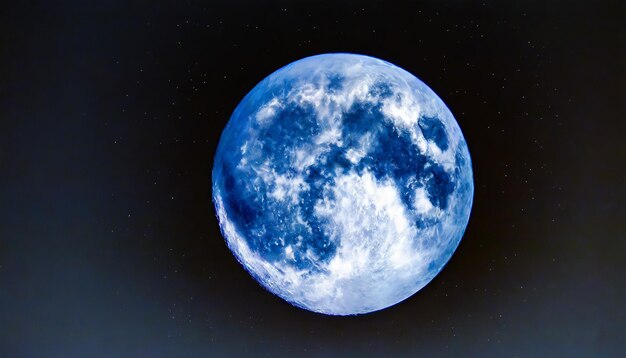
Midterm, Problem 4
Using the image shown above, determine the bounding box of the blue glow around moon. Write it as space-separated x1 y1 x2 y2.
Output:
212 53 473 315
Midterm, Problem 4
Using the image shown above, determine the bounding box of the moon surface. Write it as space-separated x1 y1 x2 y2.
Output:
212 53 473 315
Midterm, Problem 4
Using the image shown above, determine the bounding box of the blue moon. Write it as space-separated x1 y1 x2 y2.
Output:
212 53 473 315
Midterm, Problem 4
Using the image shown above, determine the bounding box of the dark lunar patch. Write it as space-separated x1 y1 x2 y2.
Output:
369 81 394 98
418 115 449 150
325 144 353 173
219 161 261 234
326 73 345 93
255 102 320 174
423 163 454 209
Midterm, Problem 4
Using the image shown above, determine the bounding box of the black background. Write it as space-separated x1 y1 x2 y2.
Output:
1 0 624 356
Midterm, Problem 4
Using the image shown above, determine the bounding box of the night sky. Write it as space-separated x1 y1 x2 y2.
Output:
1 0 624 356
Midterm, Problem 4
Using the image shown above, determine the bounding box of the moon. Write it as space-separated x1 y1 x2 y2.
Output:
212 53 473 315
